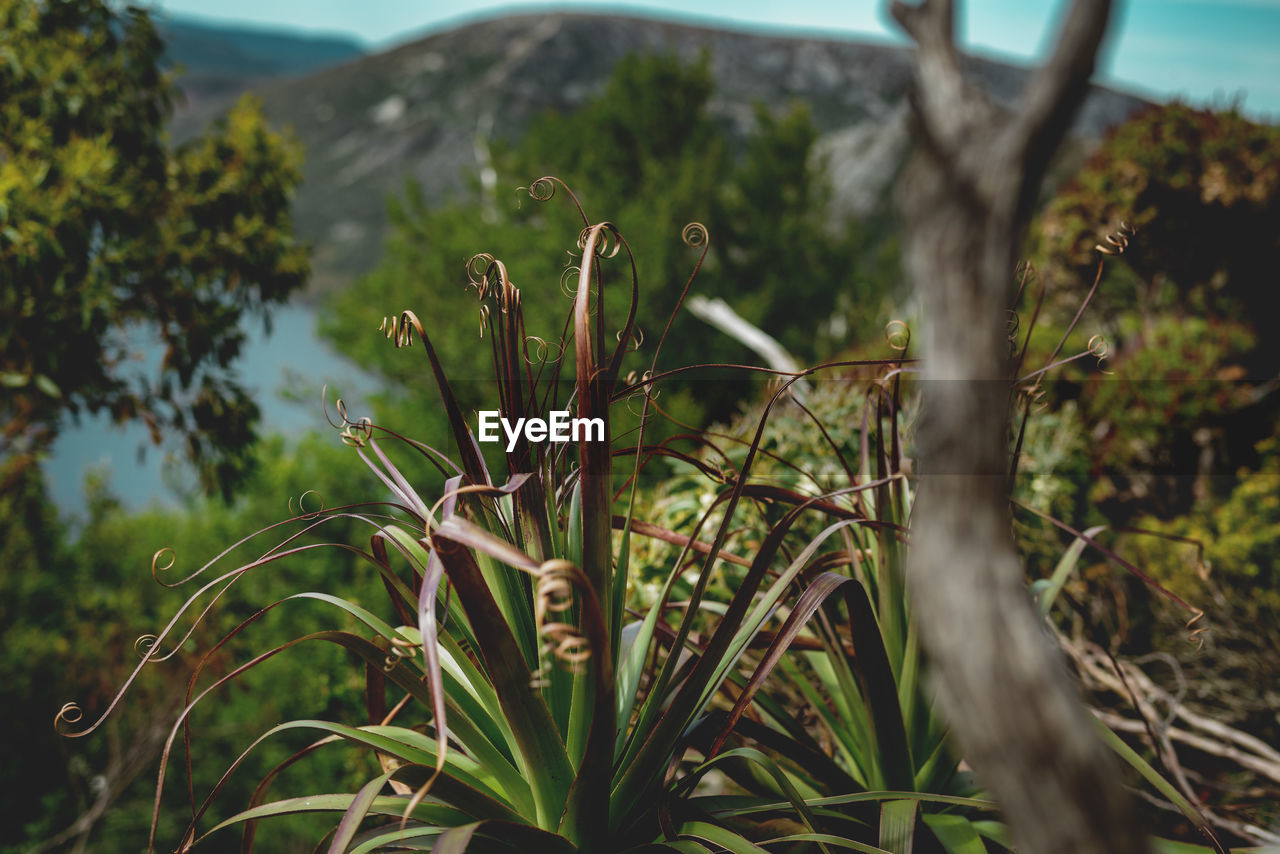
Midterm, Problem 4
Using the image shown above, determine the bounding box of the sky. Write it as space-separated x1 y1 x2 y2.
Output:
145 0 1280 119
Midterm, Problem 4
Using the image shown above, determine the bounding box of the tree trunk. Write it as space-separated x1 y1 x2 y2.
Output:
889 2 1154 852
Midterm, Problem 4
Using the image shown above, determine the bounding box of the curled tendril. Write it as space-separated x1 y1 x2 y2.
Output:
467 253 497 298
1186 609 1207 650
542 627 592 664
523 177 556 203
885 319 911 352
1007 309 1023 359
681 221 708 248
151 547 177 584
383 637 421 672
288 489 324 519
523 335 562 365
390 636 418 656
1087 334 1114 374
1022 381 1049 414
625 384 661 416
1095 221 1136 255
525 336 546 363
55 702 83 732
578 225 620 259
134 634 158 659
531 560 592 679
465 254 519 313
624 369 654 388
560 265 581 299
333 398 375 448
534 560 577 624
341 415 373 448
623 372 659 412
379 311 424 349
479 305 490 339
616 326 644 352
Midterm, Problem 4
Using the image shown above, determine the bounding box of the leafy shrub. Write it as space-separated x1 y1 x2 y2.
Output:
1028 104 1280 524
1034 103 1280 323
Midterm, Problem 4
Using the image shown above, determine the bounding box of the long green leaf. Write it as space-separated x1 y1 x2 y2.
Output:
328 769 396 854
762 836 891 854
433 534 573 830
678 821 771 854
841 580 915 791
879 799 917 854
922 813 988 854
709 791 997 818
1035 526 1106 616
1095 721 1211 832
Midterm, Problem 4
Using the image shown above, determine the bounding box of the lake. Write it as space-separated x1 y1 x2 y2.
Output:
44 302 378 519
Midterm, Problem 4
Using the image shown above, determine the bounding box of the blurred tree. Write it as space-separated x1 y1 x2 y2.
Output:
711 102 868 357
1036 103 1280 324
324 52 880 436
887 0 1152 851
0 0 309 498
1031 104 1280 517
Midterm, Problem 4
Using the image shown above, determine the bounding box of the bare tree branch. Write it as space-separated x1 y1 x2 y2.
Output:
1004 0 1115 215
890 0 970 161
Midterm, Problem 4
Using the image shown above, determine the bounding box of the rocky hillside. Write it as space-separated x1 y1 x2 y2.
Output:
169 12 1149 294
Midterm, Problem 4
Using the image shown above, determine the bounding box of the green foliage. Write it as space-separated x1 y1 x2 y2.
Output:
0 0 308 497
57 184 1239 850
1016 116 1280 837
1088 435 1280 822
1035 102 1280 321
324 52 881 434
518 51 721 203
1079 313 1257 517
1125 432 1280 621
628 377 897 598
1027 104 1280 520
1 434 377 852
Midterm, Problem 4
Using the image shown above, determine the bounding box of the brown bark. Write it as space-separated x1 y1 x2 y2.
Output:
888 2 1154 852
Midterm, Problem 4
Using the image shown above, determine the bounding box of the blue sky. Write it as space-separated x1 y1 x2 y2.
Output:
146 1 1280 118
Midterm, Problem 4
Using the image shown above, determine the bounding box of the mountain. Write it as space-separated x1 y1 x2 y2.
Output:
167 12 1149 295
159 16 365 111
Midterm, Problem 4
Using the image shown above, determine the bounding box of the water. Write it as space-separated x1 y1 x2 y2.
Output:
44 302 378 519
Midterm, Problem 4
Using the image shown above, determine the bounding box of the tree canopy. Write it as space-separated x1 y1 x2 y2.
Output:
0 0 309 497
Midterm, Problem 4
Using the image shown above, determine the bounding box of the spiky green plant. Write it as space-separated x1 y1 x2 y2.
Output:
621 352 1009 853
57 180 919 852
623 257 1259 853
57 179 1251 854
